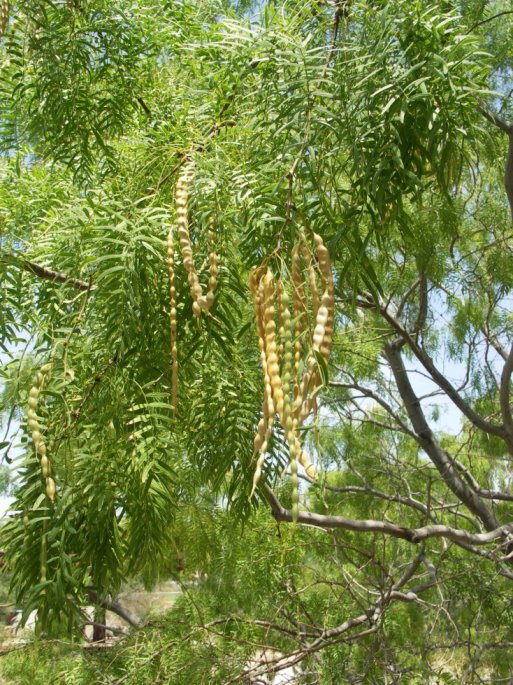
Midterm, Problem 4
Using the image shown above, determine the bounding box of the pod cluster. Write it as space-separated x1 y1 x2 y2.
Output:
249 233 335 519
167 159 219 415
0 0 9 40
27 364 56 502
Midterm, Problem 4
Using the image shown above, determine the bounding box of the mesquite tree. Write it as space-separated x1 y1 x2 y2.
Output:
1 0 513 680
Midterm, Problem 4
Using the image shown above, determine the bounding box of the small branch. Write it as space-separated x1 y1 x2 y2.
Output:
302 475 429 518
468 10 513 33
378 302 511 448
136 96 151 117
412 271 428 338
477 104 513 135
477 104 513 220
1 253 93 291
226 551 436 684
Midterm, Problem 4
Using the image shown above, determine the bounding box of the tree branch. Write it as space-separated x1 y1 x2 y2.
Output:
86 590 141 628
384 342 500 531
264 487 512 548
378 304 512 448
500 343 513 437
1 253 93 291
477 104 513 220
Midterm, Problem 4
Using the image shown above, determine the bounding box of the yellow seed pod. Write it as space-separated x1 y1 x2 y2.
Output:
279 286 293 432
46 477 56 502
0 0 9 40
289 434 299 524
40 455 50 479
253 415 268 457
175 159 204 318
167 222 178 417
249 450 266 500
291 243 307 399
263 270 284 421
205 224 218 311
300 240 319 328
296 437 317 480
313 233 334 361
249 267 276 493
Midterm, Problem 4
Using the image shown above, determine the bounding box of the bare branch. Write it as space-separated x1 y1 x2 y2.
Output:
378 305 512 449
264 487 512 548
500 343 513 436
384 342 500 531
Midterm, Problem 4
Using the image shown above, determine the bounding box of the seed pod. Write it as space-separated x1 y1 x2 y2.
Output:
167 223 178 417
27 364 56 502
46 477 56 502
0 0 9 40
293 288 330 423
205 224 218 311
40 455 50 478
277 280 285 364
300 240 319 328
313 233 334 362
263 270 284 421
291 242 307 401
176 159 204 318
296 437 317 480
249 268 276 499
279 286 293 432
289 430 299 524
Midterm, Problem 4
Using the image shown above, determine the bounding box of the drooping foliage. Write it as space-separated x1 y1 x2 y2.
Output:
1 0 513 680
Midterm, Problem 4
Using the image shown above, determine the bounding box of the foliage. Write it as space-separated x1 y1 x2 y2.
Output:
1 0 513 681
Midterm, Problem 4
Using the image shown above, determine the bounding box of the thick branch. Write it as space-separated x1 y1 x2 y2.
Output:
86 590 141 628
265 487 511 547
379 305 512 449
384 342 500 531
500 343 513 436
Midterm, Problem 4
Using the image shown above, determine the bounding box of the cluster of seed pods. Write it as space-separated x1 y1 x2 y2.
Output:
249 233 334 519
0 0 9 40
27 364 56 502
167 159 218 416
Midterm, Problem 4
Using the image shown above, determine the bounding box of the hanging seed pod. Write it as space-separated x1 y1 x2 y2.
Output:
167 223 178 417
288 418 299 523
291 243 307 400
313 233 335 362
277 280 286 364
205 223 218 311
279 287 293 431
176 160 204 318
263 270 284 422
0 0 9 39
249 268 275 499
296 436 316 480
300 240 319 328
27 363 56 502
